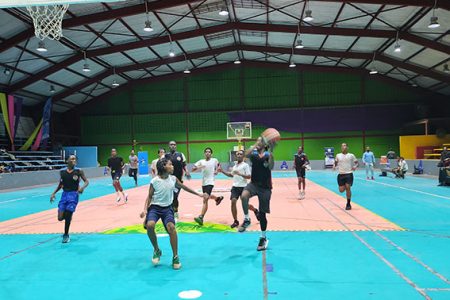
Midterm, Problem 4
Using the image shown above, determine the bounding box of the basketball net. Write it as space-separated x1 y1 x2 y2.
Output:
27 4 69 40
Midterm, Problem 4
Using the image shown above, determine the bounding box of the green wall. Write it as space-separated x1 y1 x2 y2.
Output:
79 67 419 164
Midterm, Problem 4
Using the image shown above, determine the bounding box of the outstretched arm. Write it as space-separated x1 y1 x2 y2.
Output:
175 178 203 197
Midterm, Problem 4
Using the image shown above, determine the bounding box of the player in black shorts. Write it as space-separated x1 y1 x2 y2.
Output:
50 155 89 243
165 141 190 220
238 137 275 251
219 150 252 228
294 146 310 200
107 148 128 203
334 143 359 210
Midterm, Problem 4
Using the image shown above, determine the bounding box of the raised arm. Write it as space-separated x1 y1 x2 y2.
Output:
78 170 89 194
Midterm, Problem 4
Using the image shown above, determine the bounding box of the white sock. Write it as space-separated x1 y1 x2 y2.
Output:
244 214 250 220
261 231 266 238
116 192 120 196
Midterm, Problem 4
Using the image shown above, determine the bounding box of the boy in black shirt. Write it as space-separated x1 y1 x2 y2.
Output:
107 148 128 203
50 155 89 243
238 137 275 251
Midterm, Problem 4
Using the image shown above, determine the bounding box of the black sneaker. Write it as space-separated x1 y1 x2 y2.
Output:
230 220 239 228
238 219 251 232
62 234 70 243
345 203 352 210
215 196 224 206
257 237 268 251
194 216 204 226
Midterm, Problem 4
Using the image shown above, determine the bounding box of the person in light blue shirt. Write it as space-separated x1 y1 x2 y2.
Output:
362 146 376 180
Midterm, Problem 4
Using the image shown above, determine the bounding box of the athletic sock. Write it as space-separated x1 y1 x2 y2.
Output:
261 231 266 238
244 214 250 220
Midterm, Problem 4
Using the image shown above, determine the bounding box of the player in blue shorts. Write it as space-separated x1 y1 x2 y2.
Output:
140 158 206 269
50 155 89 243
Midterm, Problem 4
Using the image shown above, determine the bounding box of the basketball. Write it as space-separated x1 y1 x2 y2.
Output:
261 128 281 145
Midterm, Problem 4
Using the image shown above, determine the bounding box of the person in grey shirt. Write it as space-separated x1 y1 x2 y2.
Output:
129 149 139 186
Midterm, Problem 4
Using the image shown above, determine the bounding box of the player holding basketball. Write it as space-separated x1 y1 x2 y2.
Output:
334 143 359 210
50 155 89 243
107 148 128 203
165 141 190 220
128 150 138 186
238 133 276 251
294 146 310 200
192 147 224 225
219 150 252 228
140 158 204 270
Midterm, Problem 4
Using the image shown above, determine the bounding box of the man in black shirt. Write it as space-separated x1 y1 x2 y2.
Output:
294 146 310 200
107 148 128 203
238 137 275 251
50 155 89 243
165 141 191 220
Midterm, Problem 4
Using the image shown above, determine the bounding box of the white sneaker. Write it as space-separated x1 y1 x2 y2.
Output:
298 192 302 200
301 191 305 199
124 194 128 203
116 196 121 203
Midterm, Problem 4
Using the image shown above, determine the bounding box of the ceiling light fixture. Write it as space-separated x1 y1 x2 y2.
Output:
219 7 229 16
82 51 90 72
369 52 378 75
168 34 175 57
295 22 304 49
36 41 47 52
444 64 450 73
428 0 440 28
183 53 191 74
289 61 296 68
143 0 154 32
112 67 120 87
50 85 55 93
4 68 11 76
303 1 313 22
393 31 401 53
234 58 241 64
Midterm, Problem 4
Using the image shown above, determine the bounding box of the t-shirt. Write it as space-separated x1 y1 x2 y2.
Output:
250 150 272 189
195 158 219 186
362 151 375 164
151 158 160 176
129 155 138 169
231 161 251 187
108 156 123 173
150 175 177 207
165 151 186 180
336 153 357 174
399 160 408 172
294 153 308 170
60 167 82 192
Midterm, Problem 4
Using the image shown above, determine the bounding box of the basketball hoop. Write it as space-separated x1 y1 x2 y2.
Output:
227 122 252 152
27 4 69 40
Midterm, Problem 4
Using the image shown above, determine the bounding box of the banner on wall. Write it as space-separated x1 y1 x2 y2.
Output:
138 151 149 175
0 94 24 150
20 119 43 151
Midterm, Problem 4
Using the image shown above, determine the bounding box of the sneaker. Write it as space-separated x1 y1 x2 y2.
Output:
174 212 179 222
371 177 374 180
143 220 147 230
238 219 251 232
116 196 121 203
298 192 302 200
300 191 305 200
152 249 162 265
230 220 239 228
367 177 370 180
172 256 182 270
215 196 224 206
194 216 204 226
257 237 269 251
62 234 70 243
345 203 352 210
124 194 128 203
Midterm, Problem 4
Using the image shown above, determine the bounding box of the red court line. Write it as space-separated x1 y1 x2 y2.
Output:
0 178 401 234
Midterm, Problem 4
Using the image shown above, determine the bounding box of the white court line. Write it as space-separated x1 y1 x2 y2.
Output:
0 197 26 204
31 193 50 198
357 177 450 201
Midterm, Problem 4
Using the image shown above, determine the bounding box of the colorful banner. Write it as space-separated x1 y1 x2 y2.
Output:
41 98 52 141
31 127 43 151
0 93 12 141
7 95 14 142
19 119 43 151
13 96 23 139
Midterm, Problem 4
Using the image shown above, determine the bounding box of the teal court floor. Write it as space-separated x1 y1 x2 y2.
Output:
1 170 449 300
